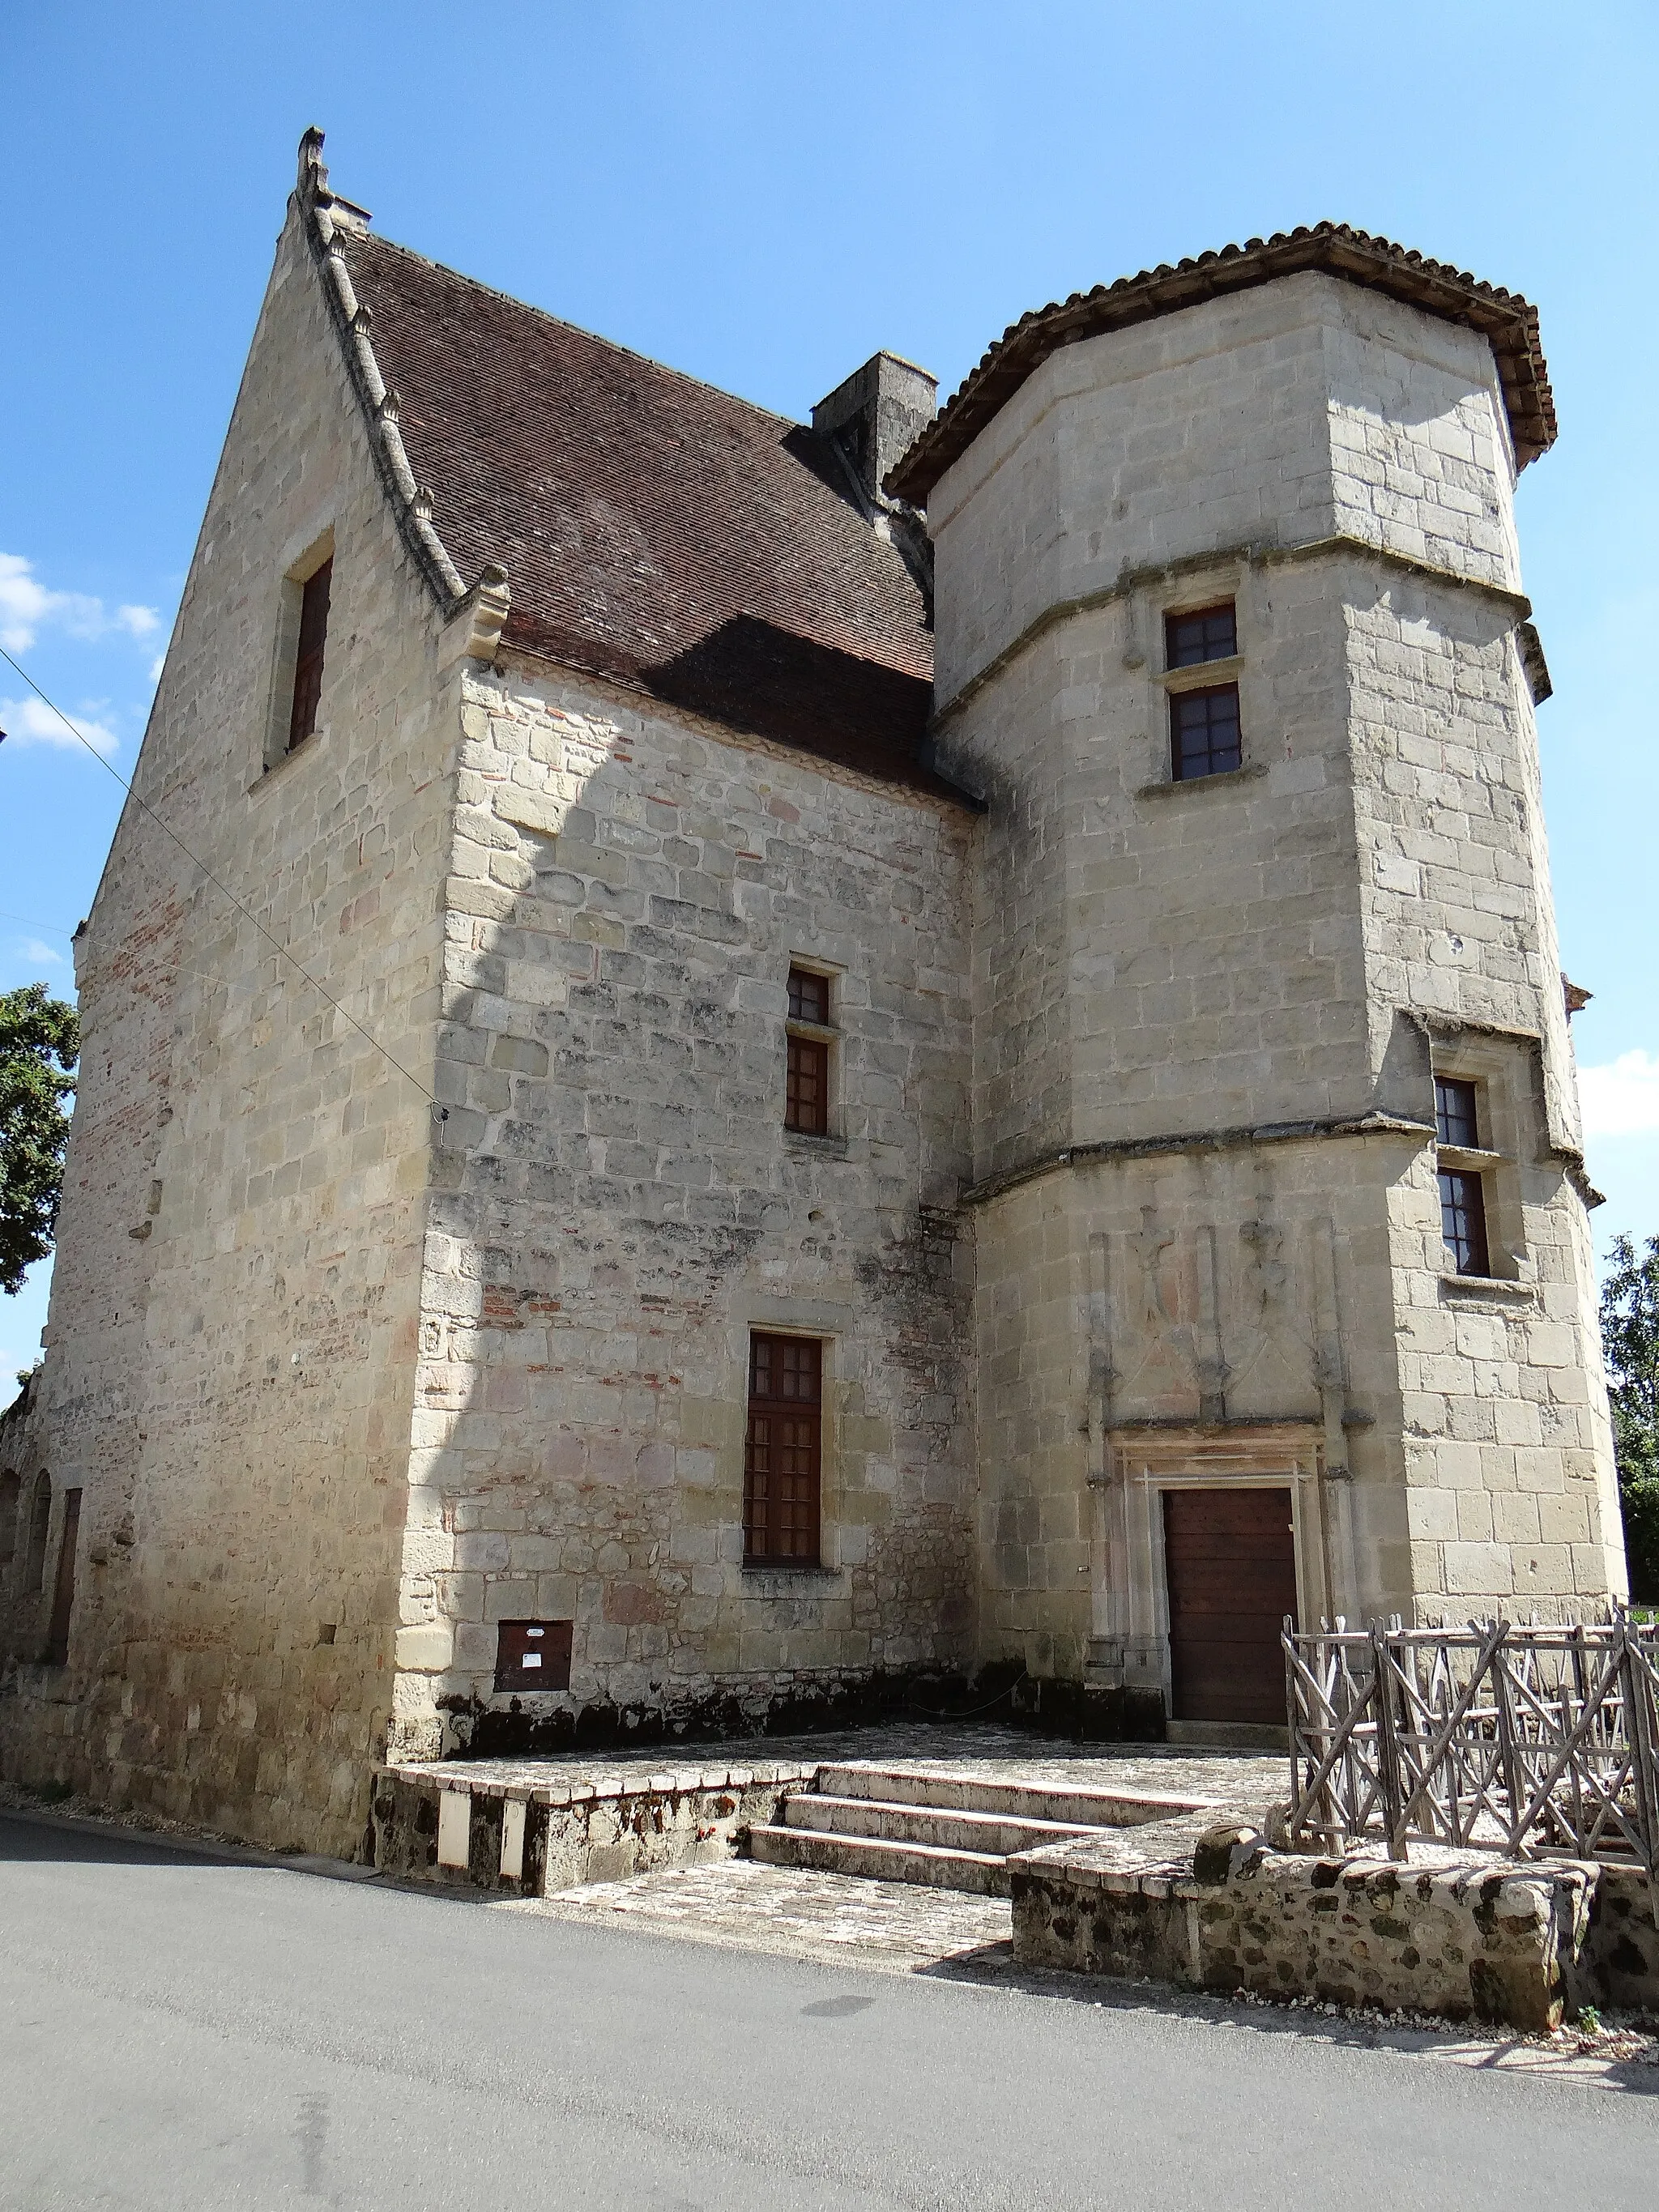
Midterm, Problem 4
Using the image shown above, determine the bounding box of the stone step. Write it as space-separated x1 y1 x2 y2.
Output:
748 1821 1009 1896
782 1792 1102 1858
812 1762 1214 1830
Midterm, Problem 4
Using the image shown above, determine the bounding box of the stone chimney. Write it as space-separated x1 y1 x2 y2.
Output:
812 352 937 509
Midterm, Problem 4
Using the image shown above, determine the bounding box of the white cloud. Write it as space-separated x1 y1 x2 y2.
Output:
0 552 159 654
16 939 66 967
1580 1050 1659 1139
0 694 120 758
148 654 166 684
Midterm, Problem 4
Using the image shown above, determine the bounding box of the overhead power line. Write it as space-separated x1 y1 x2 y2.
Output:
0 910 75 937
0 644 446 1118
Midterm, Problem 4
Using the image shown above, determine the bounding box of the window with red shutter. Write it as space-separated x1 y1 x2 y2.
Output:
744 1333 822 1565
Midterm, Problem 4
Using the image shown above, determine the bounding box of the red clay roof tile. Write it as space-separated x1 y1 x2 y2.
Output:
887 223 1556 505
334 232 953 796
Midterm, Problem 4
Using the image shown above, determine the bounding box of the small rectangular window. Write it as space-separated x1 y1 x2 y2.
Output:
1171 684 1242 781
1166 603 1237 668
287 556 333 751
1434 1076 1480 1150
1438 1169 1491 1277
744 1333 822 1566
785 965 833 1135
786 1035 829 1134
788 968 830 1025
494 1619 574 1693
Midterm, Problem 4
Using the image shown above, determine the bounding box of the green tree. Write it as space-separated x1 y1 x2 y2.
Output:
0 983 79 1300
1601 1232 1659 1603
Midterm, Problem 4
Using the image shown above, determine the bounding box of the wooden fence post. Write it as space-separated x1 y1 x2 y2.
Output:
1617 1613 1659 1916
1370 1621 1407 1862
1488 1622 1526 1857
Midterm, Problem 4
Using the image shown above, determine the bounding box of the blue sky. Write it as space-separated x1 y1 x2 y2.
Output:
2 2 1655 1376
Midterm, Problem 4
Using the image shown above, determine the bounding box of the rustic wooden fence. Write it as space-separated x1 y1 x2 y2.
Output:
1282 1613 1659 1888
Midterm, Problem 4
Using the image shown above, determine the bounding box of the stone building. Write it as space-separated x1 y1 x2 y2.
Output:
0 133 1624 1856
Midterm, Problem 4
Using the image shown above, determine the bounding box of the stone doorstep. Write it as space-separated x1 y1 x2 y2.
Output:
749 1822 1011 1896
814 1761 1218 1826
782 1792 1111 1856
746 1761 1227 1900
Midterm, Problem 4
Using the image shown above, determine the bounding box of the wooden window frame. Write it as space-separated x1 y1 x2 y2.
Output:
744 1332 824 1567
1431 1070 1505 1279
784 964 837 1137
264 532 335 769
1156 596 1246 785
1438 1167 1491 1279
1435 1076 1481 1151
1170 681 1243 782
1164 601 1238 670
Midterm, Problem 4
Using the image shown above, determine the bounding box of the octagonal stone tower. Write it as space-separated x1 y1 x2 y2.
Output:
891 228 1624 1736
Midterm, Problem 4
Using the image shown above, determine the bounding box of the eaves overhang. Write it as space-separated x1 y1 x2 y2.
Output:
886 223 1557 506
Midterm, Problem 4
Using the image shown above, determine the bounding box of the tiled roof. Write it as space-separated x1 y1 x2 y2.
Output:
887 223 1556 505
331 230 950 796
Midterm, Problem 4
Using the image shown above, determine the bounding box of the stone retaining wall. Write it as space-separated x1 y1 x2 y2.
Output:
1572 1863 1659 2015
372 1757 812 1894
1009 1826 1601 2031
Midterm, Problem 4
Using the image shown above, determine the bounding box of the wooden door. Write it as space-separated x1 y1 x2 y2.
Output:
1162 1486 1296 1726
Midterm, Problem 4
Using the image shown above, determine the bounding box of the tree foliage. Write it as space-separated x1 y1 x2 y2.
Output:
1601 1233 1659 1603
0 983 79 1299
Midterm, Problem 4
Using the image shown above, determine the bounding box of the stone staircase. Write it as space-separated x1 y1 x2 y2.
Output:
746 1760 1214 1897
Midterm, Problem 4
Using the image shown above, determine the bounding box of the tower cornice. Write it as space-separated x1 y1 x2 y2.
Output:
887 223 1556 505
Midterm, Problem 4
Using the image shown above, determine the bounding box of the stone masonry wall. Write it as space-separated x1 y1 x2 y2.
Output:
1010 1830 1598 2031
927 268 1619 1679
390 658 979 1759
928 271 1520 711
972 1140 1418 1689
928 276 1627 1690
1341 562 1623 1606
0 195 458 1854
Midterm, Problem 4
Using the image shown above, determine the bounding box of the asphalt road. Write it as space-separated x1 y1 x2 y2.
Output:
1 1809 1653 2210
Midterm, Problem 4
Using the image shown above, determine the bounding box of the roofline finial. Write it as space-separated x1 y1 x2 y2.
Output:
298 126 328 204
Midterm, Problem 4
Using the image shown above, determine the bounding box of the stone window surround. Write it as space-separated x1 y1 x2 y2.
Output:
1086 1421 1343 1715
740 1323 834 1578
728 1302 850 1579
262 523 336 773
1133 565 1260 795
1427 1036 1532 1289
783 955 843 1143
